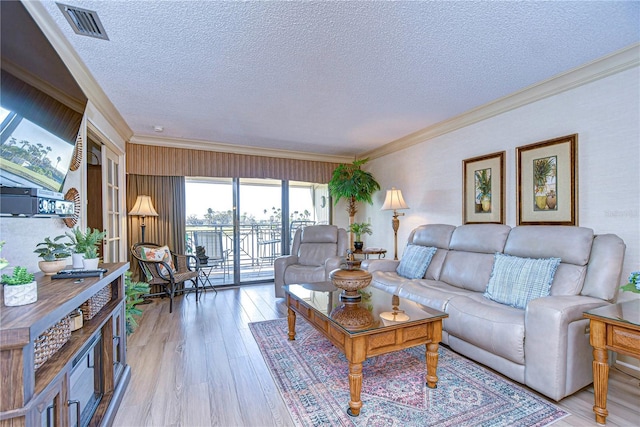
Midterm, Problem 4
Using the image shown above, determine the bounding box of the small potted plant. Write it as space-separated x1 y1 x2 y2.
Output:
2 266 37 306
34 235 71 275
349 222 372 250
66 227 106 269
83 245 101 270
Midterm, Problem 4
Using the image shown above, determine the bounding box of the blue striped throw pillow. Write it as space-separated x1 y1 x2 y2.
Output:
484 253 561 309
396 245 437 279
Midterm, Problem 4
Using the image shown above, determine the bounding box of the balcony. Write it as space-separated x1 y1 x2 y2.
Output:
186 220 315 285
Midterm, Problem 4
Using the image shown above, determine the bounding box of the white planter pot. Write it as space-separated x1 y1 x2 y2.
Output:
38 259 68 276
72 253 85 269
4 281 37 306
83 258 100 270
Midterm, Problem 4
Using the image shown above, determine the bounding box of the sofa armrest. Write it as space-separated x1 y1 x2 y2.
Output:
324 256 345 277
362 259 399 272
525 295 610 400
274 255 299 298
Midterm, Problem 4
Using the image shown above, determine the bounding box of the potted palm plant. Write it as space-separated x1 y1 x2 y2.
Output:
328 158 380 248
34 235 71 275
349 222 372 250
2 266 37 306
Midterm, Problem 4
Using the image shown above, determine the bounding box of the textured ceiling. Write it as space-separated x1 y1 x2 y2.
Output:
37 1 639 157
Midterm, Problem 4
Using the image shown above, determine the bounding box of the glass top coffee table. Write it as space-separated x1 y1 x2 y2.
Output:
284 282 448 417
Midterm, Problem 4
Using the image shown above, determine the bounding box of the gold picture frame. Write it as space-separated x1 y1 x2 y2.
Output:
463 151 505 224
516 134 578 225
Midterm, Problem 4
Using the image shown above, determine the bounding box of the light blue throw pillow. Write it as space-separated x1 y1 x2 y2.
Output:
396 245 437 279
484 253 561 309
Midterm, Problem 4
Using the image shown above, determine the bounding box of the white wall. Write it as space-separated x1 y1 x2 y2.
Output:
360 66 639 299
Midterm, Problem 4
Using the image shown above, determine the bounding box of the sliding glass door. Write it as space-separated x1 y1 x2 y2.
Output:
185 177 329 286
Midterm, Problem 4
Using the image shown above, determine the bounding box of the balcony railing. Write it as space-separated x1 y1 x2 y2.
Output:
185 220 315 283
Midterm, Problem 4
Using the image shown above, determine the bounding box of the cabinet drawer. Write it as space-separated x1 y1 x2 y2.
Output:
608 325 640 358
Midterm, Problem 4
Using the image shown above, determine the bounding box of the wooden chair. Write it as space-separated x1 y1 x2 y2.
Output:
131 242 200 313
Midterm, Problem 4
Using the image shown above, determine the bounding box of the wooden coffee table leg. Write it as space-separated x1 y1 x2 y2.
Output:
287 307 296 341
426 342 440 388
347 361 363 417
590 319 609 424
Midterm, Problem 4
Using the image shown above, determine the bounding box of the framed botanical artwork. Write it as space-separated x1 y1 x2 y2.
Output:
463 151 505 224
516 134 578 225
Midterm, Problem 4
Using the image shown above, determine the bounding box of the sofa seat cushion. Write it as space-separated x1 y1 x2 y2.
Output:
398 280 476 312
283 264 326 284
370 271 410 294
445 294 526 365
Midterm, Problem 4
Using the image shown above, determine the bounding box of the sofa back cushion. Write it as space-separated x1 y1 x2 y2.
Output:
449 224 511 253
301 225 338 243
440 251 496 292
582 234 626 301
504 226 594 295
439 224 511 291
298 243 338 266
407 224 455 280
409 224 455 248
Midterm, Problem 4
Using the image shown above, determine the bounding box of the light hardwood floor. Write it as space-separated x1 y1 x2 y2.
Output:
113 285 640 427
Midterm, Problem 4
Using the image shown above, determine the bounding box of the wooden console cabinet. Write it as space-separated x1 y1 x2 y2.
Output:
0 263 131 426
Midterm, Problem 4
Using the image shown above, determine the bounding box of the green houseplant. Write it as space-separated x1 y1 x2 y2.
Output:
621 271 640 294
124 270 150 334
328 158 380 248
2 266 37 306
34 235 71 275
349 222 372 250
66 227 106 269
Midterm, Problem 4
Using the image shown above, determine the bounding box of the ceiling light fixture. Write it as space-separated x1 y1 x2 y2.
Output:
153 126 164 132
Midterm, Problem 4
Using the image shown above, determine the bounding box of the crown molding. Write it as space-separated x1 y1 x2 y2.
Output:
362 43 640 160
129 135 352 164
1 59 87 114
21 0 133 142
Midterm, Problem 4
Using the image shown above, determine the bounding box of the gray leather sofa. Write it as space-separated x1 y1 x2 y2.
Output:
274 225 348 298
362 223 625 401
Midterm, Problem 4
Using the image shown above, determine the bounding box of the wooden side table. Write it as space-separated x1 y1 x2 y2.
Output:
353 248 387 260
583 300 640 424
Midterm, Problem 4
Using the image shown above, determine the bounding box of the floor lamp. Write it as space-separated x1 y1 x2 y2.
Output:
128 195 158 243
381 188 409 260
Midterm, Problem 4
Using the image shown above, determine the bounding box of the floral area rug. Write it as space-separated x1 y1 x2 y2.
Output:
249 317 569 427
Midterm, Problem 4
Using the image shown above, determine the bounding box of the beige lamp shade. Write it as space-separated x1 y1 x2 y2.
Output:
128 195 159 217
381 188 409 211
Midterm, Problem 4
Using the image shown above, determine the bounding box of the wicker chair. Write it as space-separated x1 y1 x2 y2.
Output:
131 243 200 313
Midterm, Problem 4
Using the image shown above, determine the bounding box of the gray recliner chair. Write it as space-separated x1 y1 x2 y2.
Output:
274 224 348 297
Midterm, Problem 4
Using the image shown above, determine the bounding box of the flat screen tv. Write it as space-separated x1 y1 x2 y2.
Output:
0 105 76 193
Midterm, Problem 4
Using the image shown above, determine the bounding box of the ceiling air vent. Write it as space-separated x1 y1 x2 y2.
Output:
56 3 109 40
